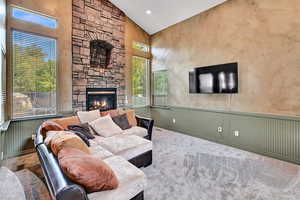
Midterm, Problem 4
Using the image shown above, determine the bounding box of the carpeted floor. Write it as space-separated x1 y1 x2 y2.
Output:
143 128 300 200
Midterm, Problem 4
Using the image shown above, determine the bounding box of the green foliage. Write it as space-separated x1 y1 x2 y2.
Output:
153 71 168 95
132 41 149 53
13 44 56 93
132 56 148 96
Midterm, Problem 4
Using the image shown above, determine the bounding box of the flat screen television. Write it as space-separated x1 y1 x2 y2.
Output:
189 63 238 94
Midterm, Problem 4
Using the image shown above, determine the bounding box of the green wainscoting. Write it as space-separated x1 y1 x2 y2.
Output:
0 130 5 165
151 106 300 165
3 118 47 159
1 115 68 159
134 106 152 118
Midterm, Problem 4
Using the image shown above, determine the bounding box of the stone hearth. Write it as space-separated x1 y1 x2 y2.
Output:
72 0 126 111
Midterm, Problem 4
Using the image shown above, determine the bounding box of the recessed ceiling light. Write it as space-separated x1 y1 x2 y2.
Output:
146 10 152 15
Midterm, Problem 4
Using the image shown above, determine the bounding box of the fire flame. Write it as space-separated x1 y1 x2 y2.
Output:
94 100 107 108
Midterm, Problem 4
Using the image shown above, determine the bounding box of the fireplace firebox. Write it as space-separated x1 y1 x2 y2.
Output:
86 88 117 111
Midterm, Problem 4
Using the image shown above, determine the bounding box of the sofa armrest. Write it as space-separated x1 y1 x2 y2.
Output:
135 115 154 140
35 126 44 147
36 144 87 200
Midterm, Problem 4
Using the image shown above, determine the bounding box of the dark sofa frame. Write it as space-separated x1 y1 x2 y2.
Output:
34 115 154 200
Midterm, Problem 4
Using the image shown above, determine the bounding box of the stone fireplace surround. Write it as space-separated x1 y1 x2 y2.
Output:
72 0 126 111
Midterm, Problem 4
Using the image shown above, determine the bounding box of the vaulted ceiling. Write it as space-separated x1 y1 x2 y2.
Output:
110 0 227 35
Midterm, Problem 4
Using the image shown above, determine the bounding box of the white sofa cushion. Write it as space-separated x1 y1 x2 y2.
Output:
89 115 123 137
87 156 147 200
77 110 100 123
122 126 148 138
97 135 152 160
89 140 114 160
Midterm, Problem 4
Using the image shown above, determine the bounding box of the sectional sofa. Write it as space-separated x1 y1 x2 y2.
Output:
34 114 154 200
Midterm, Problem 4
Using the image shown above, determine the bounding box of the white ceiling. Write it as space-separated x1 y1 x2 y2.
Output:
110 0 227 35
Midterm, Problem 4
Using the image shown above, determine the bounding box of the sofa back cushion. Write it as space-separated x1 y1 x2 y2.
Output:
50 131 91 156
52 116 81 130
40 120 64 137
58 147 118 192
77 110 100 124
100 109 121 117
89 115 122 137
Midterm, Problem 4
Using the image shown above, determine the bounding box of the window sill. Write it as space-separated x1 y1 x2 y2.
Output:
11 114 63 122
0 121 11 132
150 105 171 110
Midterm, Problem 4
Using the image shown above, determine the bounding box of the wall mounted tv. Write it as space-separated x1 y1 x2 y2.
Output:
189 63 238 94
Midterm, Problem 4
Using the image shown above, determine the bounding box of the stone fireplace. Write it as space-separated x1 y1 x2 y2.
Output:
86 88 117 111
72 0 126 111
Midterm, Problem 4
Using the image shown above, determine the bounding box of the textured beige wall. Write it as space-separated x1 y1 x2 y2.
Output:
125 17 150 106
151 0 300 116
6 0 72 117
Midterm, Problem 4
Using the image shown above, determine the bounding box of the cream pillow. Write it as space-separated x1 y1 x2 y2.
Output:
77 110 100 123
89 115 122 137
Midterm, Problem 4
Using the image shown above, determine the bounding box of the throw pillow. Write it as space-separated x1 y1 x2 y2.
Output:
68 130 90 147
67 123 95 139
112 114 132 130
124 110 138 127
50 131 91 156
40 120 64 138
58 147 118 192
89 115 123 137
77 110 100 124
52 116 81 130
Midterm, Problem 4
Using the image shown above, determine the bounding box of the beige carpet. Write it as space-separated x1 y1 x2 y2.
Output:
142 128 300 200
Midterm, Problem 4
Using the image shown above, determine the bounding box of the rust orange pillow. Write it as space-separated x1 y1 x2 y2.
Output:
58 147 118 192
53 116 81 130
40 120 64 137
50 131 91 156
124 110 137 126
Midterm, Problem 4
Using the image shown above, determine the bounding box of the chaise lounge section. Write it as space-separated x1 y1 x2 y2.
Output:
34 110 154 200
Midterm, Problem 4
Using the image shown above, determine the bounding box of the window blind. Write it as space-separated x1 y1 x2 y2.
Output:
132 56 150 106
12 30 57 118
152 70 168 106
0 49 6 123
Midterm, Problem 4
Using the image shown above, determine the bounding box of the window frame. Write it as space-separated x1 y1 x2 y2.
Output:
132 41 150 53
10 5 58 29
131 56 150 107
151 70 169 107
10 29 58 120
0 47 6 124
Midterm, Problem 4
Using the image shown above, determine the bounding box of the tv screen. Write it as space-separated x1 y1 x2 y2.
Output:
189 63 238 94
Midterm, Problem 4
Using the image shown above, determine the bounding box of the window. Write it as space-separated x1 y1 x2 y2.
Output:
0 49 6 124
12 7 57 28
12 30 57 118
132 56 150 106
133 41 149 53
152 70 168 106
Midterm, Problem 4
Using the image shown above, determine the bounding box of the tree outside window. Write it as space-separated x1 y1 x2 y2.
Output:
132 56 149 106
12 31 57 118
153 70 168 106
